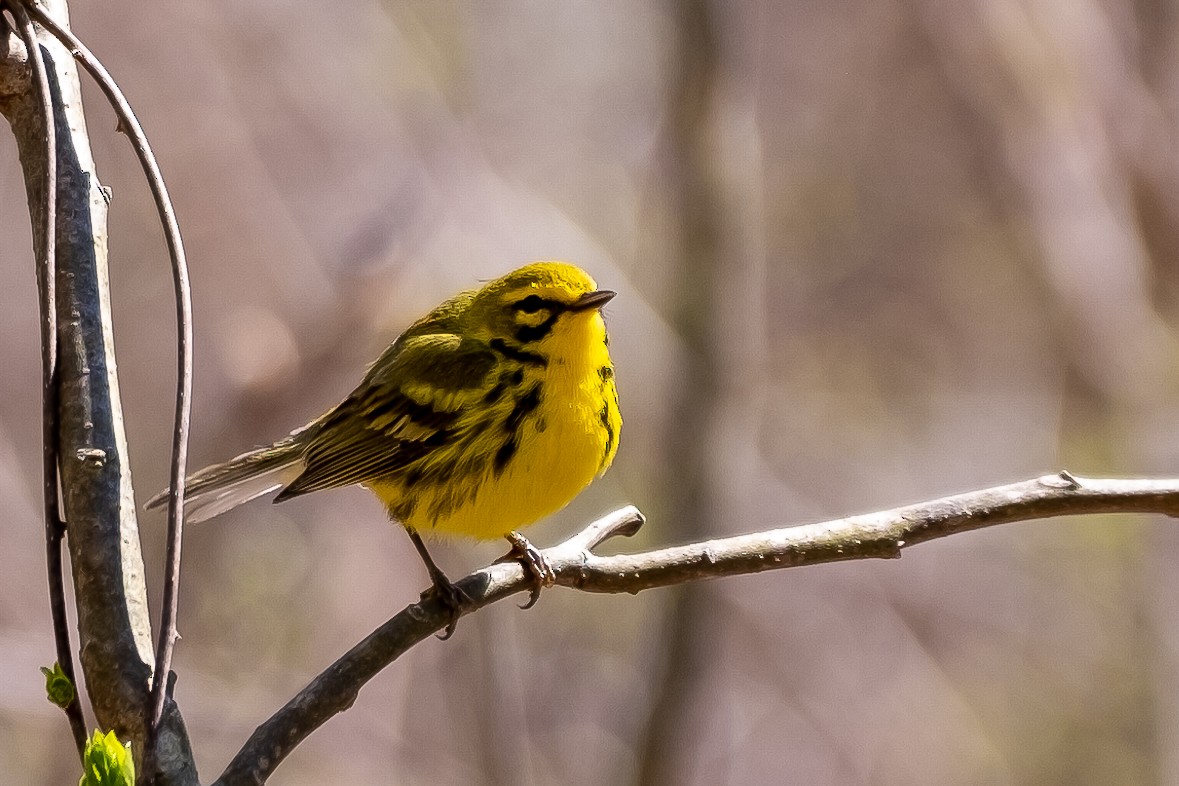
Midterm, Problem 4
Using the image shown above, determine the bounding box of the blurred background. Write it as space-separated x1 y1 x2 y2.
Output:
5 0 1179 783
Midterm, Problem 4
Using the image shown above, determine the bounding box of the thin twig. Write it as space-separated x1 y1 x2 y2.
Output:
214 473 1179 785
8 0 86 756
14 0 195 757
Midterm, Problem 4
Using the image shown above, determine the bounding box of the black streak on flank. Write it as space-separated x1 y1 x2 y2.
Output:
482 378 509 405
505 385 543 434
490 338 547 367
598 365 613 381
600 403 615 461
494 384 542 475
494 437 518 474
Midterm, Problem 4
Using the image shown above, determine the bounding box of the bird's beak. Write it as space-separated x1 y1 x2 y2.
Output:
571 289 617 311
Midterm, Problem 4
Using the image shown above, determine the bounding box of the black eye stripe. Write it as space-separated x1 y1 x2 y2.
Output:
512 294 564 313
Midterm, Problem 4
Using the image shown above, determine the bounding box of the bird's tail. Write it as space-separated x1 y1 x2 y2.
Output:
144 435 305 523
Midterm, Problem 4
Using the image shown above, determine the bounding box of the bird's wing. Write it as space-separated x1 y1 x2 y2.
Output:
275 332 499 499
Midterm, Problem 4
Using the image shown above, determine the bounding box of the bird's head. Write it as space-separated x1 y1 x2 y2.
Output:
466 262 615 362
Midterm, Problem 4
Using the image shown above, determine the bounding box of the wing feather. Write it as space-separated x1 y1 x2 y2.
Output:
275 332 497 499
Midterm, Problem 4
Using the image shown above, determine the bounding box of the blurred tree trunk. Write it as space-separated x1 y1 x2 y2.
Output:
633 0 724 783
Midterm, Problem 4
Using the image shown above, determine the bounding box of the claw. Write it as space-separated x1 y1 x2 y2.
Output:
498 531 555 610
421 572 470 640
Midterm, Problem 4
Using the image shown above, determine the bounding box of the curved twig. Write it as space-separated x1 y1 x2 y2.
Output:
7 0 86 756
214 473 1179 785
14 0 195 756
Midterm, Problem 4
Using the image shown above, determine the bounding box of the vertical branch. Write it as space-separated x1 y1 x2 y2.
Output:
6 0 86 756
16 2 195 770
2 0 152 741
0 1 197 782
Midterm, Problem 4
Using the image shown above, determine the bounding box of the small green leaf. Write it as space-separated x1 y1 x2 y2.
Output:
79 729 135 786
40 662 74 709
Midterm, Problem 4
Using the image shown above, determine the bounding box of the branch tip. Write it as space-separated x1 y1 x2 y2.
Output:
558 505 646 554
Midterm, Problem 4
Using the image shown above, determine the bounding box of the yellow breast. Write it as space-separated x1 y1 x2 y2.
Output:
371 312 619 540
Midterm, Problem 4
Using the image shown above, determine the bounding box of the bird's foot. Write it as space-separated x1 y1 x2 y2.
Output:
420 571 470 640
498 530 555 610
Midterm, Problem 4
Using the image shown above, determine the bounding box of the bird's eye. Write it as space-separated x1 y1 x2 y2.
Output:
514 294 546 313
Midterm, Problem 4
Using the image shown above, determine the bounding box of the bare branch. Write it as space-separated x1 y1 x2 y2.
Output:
215 473 1179 784
3 1 86 757
0 2 197 782
555 473 1179 590
12 4 196 760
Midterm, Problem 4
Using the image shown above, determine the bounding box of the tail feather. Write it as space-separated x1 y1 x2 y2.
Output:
145 437 304 523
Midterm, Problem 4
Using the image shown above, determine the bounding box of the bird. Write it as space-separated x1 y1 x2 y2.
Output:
146 261 621 636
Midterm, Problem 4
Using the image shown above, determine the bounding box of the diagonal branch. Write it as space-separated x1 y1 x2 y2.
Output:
215 472 1179 785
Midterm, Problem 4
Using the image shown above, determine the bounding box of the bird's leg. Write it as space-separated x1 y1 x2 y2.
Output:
498 530 556 610
406 528 469 639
